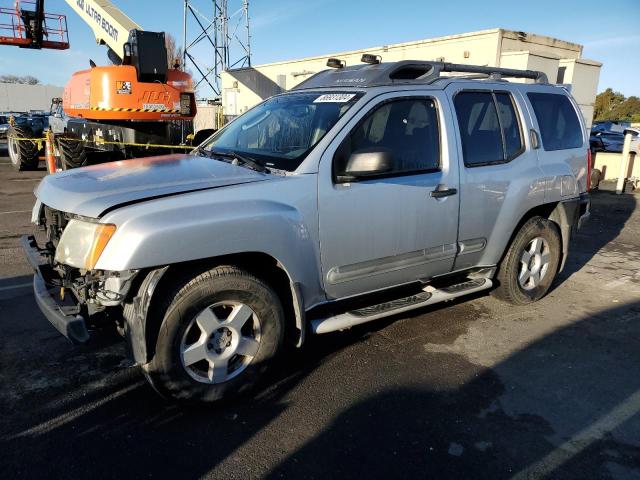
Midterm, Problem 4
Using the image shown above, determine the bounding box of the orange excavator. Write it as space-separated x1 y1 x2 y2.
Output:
1 0 196 168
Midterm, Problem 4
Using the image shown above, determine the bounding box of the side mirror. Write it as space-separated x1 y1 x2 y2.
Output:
337 148 393 182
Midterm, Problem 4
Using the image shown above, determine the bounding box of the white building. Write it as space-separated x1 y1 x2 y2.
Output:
221 28 601 126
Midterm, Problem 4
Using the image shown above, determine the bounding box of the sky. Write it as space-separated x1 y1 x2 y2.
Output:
0 0 638 97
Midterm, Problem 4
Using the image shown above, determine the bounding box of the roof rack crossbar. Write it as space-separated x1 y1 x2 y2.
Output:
436 62 548 83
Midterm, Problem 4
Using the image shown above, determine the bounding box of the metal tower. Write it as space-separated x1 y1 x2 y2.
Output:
182 0 251 99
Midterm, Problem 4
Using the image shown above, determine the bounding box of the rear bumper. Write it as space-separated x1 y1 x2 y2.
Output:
21 235 89 344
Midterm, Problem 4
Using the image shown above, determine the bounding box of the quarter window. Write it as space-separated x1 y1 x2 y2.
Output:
334 98 440 177
527 92 583 151
454 91 523 167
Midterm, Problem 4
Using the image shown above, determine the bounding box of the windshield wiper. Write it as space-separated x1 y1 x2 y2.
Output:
211 150 267 173
196 145 214 158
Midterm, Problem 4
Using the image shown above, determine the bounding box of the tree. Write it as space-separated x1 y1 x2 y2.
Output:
594 88 640 122
0 74 40 84
165 33 182 69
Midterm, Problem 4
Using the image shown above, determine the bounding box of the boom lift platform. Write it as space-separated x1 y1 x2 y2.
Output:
0 0 69 50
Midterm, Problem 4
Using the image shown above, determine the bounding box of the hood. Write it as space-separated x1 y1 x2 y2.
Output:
36 154 269 218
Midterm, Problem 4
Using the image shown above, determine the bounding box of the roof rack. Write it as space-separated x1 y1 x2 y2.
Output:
292 60 548 90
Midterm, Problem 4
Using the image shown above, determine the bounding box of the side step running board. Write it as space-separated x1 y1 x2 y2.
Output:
311 278 492 334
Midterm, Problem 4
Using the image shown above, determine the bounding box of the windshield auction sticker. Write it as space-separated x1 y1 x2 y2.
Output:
313 93 357 103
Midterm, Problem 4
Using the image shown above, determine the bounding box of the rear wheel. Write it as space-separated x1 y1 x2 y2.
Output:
143 265 285 403
492 217 561 305
57 138 88 169
7 125 39 171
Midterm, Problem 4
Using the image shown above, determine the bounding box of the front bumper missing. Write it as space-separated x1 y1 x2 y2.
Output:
21 235 89 344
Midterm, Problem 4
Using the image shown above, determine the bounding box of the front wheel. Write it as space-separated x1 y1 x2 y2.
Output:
492 217 561 305
143 265 285 403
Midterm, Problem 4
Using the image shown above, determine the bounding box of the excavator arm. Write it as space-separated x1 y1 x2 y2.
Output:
64 0 140 59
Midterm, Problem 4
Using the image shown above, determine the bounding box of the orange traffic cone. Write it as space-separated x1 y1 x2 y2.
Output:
45 130 57 174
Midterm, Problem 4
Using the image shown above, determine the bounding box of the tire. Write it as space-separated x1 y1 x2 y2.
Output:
143 265 285 403
492 217 561 305
7 125 40 171
57 138 88 169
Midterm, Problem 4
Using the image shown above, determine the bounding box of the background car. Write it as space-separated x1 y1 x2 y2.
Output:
590 125 639 153
0 115 9 142
590 130 625 152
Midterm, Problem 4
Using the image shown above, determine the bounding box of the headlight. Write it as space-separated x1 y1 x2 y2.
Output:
54 219 116 270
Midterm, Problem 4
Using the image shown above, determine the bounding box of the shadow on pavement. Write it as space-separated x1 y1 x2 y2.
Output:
267 300 640 479
0 297 638 479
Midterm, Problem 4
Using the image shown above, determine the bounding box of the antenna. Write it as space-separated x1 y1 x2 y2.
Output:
182 0 251 99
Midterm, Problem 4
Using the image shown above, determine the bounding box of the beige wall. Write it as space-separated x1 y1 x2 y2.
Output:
499 30 582 60
221 27 601 125
559 59 601 128
593 152 640 182
194 104 224 132
499 51 560 84
222 29 503 115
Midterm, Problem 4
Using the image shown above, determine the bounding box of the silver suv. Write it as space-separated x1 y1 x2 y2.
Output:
23 60 591 402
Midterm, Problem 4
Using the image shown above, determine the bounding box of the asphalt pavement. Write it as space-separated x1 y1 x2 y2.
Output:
0 147 639 479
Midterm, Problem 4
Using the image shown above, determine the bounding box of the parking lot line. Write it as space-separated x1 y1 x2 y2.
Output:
511 389 640 480
0 282 32 292
0 210 31 215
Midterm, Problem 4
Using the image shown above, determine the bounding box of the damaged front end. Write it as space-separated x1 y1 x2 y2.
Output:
22 203 138 343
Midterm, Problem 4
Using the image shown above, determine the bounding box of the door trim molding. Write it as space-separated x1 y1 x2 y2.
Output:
327 243 457 285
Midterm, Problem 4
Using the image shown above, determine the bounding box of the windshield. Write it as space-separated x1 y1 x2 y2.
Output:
199 91 362 171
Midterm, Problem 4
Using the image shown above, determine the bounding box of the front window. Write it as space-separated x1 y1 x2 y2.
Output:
200 91 362 171
334 98 441 178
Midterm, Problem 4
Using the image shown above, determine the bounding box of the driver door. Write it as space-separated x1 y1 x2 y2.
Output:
317 92 460 300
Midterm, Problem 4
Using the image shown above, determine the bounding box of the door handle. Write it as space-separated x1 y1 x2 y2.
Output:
430 185 457 198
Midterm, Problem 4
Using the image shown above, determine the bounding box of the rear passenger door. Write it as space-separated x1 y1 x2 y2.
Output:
447 85 545 271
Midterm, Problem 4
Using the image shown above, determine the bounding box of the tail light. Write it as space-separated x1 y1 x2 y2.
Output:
586 148 592 191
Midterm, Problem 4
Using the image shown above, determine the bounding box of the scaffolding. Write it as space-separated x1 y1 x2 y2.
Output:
182 0 251 99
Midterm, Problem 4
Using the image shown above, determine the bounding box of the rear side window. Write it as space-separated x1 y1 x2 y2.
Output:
527 92 583 151
454 91 523 167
